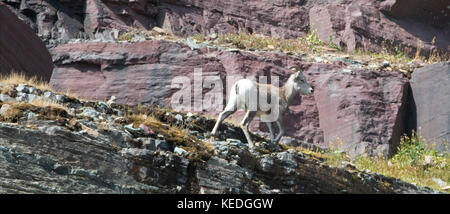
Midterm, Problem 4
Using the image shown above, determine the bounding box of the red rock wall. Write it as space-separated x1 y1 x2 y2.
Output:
50 40 411 157
309 0 449 57
160 0 310 38
312 70 410 157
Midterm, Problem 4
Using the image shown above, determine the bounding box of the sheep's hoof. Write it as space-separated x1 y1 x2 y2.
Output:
247 142 254 149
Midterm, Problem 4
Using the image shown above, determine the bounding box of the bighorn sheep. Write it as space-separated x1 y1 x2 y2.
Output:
211 67 313 148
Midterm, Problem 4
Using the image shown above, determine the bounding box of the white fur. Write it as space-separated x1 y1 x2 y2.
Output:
211 69 313 148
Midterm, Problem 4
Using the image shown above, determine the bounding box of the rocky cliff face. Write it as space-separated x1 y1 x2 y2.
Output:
1 0 448 57
49 39 413 158
0 83 437 193
1 0 448 157
309 0 449 56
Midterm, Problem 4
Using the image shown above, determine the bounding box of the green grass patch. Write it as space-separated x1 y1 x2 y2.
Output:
321 133 449 192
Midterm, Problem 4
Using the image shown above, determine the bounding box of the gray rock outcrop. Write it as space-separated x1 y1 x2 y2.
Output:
0 82 439 193
410 62 450 152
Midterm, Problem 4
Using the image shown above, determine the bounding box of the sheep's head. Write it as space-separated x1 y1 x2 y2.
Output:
290 66 313 95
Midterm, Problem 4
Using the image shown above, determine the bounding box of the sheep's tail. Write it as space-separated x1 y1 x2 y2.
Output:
234 82 239 96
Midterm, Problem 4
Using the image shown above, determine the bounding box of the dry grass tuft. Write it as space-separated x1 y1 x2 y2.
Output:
0 101 69 123
0 71 51 92
195 32 448 66
126 110 213 162
215 31 329 54
0 71 83 101
116 27 175 42
28 98 69 112
0 103 23 122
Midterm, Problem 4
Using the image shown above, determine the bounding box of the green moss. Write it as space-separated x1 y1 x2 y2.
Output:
117 32 134 42
191 34 206 42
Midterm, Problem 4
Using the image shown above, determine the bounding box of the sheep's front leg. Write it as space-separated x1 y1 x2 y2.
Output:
266 122 275 143
273 120 285 144
241 111 256 148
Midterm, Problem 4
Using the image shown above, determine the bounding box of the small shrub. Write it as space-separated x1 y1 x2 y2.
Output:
328 35 341 51
414 39 423 61
191 34 206 42
117 32 134 42
392 133 427 166
304 30 323 47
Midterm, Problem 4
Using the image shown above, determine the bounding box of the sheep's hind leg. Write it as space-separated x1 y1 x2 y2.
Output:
211 109 235 137
273 120 285 144
241 111 256 148
266 122 275 143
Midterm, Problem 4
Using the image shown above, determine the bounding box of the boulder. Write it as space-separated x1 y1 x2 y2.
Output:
380 0 449 27
311 69 411 158
84 0 159 39
50 40 411 157
410 62 450 153
309 0 449 58
0 0 87 46
0 2 53 81
0 0 159 45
